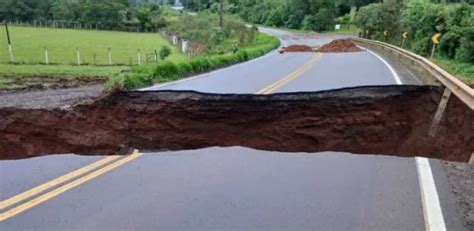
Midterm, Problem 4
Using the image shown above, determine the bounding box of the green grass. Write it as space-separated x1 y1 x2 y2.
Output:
0 64 129 77
0 26 186 65
0 64 130 90
122 32 280 89
433 58 474 86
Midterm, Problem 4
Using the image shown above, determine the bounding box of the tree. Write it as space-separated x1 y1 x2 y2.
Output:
0 0 130 29
136 4 161 30
219 0 223 28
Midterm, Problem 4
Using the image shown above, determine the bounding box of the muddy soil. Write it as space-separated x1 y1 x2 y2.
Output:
0 75 107 93
0 84 104 109
0 85 472 161
318 39 363 53
282 45 314 52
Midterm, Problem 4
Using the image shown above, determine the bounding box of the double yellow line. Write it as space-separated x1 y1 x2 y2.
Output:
257 53 322 94
0 52 321 223
0 151 143 222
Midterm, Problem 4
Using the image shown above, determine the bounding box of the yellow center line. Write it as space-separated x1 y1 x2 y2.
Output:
0 51 322 222
256 53 322 94
0 155 121 211
0 151 143 222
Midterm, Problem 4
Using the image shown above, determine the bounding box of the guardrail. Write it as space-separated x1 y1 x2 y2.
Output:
352 37 474 110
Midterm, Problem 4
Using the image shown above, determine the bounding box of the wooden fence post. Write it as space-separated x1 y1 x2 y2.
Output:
108 48 112 65
44 46 49 64
77 48 81 65
5 24 14 62
137 49 141 65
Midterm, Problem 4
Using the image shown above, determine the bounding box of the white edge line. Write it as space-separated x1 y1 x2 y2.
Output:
415 157 447 231
361 46 403 85
362 44 446 231
139 50 277 91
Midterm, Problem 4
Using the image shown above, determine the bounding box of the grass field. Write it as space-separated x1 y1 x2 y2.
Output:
0 63 128 76
0 26 186 65
0 64 130 91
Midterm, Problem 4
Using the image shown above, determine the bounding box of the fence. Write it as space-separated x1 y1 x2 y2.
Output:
160 30 206 58
1 46 179 66
2 20 150 33
1 23 203 65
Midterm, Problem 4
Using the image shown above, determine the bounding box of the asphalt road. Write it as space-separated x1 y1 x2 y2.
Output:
0 28 467 230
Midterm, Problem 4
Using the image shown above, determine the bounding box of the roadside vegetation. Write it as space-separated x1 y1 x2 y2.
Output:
353 1 473 84
432 59 474 86
122 32 280 89
0 64 128 77
118 9 280 89
0 1 280 91
181 0 382 32
183 0 473 84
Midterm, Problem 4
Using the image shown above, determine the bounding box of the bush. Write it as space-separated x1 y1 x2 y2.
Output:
236 50 249 61
159 46 171 60
176 62 193 76
455 27 474 63
123 33 280 89
154 61 179 80
356 1 473 64
124 72 153 89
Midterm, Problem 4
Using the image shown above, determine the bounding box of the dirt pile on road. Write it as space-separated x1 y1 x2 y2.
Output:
318 39 363 53
0 85 472 162
283 45 314 52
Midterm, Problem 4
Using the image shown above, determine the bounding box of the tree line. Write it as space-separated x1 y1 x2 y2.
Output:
180 0 382 31
0 0 173 30
354 0 473 63
179 0 472 63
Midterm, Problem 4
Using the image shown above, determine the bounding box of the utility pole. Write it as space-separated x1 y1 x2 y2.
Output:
219 0 224 28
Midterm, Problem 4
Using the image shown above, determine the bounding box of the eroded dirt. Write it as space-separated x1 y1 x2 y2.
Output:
282 45 314 52
0 75 107 93
0 85 472 161
0 84 104 109
318 39 363 53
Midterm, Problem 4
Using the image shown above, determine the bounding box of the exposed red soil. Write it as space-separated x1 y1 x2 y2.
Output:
0 85 472 161
283 45 314 52
318 39 363 53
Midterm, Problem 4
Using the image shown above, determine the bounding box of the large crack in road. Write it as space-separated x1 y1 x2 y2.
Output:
0 85 472 162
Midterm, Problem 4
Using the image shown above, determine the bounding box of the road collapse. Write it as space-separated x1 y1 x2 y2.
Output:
0 85 472 162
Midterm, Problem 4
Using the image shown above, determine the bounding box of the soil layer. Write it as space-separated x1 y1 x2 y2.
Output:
283 45 314 52
0 85 472 161
0 75 107 93
318 39 363 53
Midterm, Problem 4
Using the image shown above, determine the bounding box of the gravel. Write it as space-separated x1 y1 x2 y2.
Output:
0 84 104 109
443 161 474 230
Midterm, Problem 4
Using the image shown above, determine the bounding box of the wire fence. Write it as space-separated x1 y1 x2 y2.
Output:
2 20 150 33
1 22 205 66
